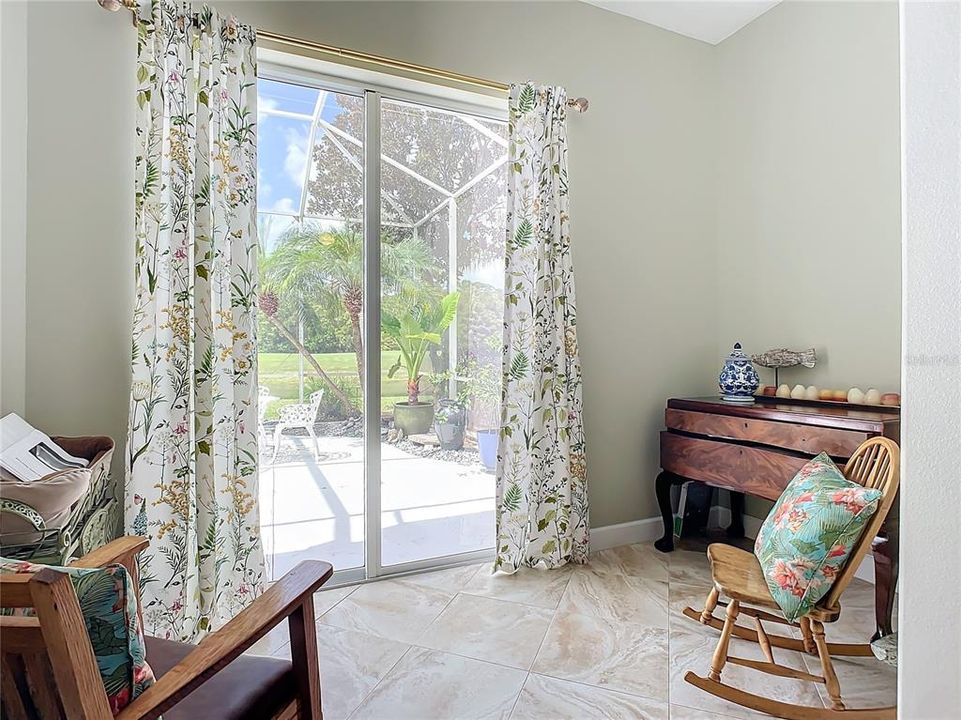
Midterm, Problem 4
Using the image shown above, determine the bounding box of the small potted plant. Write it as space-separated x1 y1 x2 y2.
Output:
426 368 467 450
383 292 460 436
434 398 467 450
431 361 479 451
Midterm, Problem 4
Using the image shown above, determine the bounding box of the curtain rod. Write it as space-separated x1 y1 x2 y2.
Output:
97 0 589 112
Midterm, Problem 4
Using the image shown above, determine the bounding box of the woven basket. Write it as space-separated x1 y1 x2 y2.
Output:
0 436 116 564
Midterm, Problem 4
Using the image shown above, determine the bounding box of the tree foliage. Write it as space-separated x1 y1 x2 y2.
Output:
306 93 508 268
261 225 433 387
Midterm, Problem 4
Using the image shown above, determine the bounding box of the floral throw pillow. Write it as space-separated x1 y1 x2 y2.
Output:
0 558 156 714
754 452 882 622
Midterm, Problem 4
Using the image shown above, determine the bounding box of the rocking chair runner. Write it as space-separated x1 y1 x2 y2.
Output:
682 436 900 720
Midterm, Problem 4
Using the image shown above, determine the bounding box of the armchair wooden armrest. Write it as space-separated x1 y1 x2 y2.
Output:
116 559 333 720
69 535 149 578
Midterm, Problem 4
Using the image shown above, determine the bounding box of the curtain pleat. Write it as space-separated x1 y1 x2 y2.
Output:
126 0 263 641
495 83 589 573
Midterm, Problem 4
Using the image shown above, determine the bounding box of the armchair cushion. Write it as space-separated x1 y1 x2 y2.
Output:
0 557 156 713
753 452 882 621
145 636 295 720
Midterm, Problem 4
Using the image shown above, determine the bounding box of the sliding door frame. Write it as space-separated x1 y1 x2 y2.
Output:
362 88 384 580
259 60 505 585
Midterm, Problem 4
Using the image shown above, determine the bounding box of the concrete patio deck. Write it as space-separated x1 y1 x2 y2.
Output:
259 435 496 580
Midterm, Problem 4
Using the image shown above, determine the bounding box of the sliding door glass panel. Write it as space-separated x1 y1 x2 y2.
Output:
379 98 507 567
256 78 367 580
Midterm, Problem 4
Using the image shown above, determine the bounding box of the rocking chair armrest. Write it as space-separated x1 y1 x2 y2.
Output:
70 535 150 577
115 559 333 720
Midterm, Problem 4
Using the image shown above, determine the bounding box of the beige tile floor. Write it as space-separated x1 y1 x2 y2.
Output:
247 543 897 720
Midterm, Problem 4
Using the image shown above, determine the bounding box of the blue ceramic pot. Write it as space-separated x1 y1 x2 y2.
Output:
719 342 760 404
476 429 498 472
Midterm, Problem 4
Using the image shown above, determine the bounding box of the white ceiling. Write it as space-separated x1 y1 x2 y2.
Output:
582 1 782 45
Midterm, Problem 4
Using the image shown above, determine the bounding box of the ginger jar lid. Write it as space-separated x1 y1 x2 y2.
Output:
726 342 751 364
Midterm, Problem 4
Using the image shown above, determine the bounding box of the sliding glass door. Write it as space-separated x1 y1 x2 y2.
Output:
378 97 507 568
256 67 505 581
257 80 368 582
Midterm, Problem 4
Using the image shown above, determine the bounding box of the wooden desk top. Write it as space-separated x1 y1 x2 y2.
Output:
668 396 900 433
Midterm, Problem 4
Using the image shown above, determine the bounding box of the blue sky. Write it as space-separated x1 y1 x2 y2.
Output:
257 78 353 217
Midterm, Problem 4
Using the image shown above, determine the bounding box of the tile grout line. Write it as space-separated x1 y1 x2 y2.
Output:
504 672 530 719
412 567 547 670
342 564 577 717
344 644 418 720
528 668 669 708
333 565 493 709
315 585 358 620
666 553 676 709
506 562 578 716
515 552 675 710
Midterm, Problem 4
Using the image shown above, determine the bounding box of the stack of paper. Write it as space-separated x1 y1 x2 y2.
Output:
0 414 87 482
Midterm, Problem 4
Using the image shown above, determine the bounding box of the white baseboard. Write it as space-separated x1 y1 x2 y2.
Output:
592 512 875 584
590 517 663 551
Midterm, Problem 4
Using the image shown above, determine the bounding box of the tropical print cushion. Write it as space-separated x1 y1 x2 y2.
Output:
754 452 882 622
0 557 156 713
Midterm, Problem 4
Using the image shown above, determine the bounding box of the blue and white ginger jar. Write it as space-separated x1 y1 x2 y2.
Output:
719 342 760 403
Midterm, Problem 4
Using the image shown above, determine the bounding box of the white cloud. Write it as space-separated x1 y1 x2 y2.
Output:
270 197 296 213
283 126 310 186
257 97 278 123
257 179 272 202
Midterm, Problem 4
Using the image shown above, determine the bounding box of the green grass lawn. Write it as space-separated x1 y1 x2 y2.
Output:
258 351 436 419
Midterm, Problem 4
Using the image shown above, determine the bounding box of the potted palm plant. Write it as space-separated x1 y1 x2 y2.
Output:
383 292 460 435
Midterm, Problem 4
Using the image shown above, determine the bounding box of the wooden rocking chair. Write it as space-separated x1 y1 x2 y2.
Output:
682 436 900 720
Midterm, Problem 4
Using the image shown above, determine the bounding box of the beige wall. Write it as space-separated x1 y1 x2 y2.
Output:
715 1 902 394
22 2 136 480
9 1 900 531
714 1 901 519
1 1 28 417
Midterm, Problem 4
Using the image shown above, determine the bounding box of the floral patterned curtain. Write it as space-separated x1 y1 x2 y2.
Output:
125 0 264 641
495 83 589 573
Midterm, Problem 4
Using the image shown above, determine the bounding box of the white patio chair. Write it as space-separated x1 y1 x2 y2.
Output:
257 385 271 447
271 390 325 463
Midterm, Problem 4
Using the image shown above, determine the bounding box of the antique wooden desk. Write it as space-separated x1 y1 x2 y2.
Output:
654 396 900 638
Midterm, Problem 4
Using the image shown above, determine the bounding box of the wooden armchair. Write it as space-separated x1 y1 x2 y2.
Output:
0 536 332 720
681 437 901 720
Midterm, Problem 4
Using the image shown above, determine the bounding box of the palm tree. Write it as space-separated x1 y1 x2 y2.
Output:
258 289 356 411
262 225 433 390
